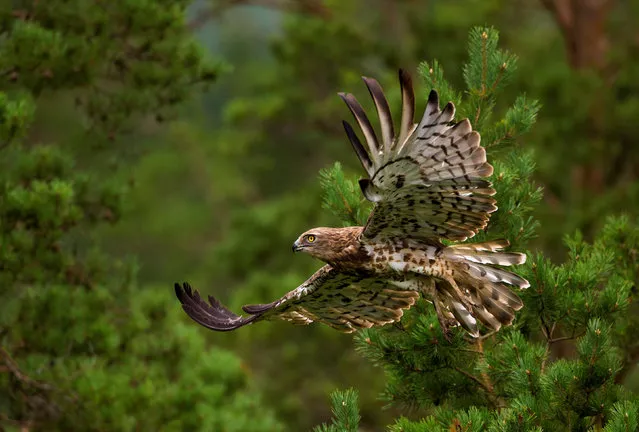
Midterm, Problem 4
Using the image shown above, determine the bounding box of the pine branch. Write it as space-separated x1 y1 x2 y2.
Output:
483 95 541 150
313 388 361 432
602 401 639 431
319 162 370 226
418 60 461 107
460 27 519 131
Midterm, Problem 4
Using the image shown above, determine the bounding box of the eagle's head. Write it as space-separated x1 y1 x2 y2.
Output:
292 226 363 263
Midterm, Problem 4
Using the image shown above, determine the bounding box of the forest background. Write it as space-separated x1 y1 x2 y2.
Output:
1 0 639 430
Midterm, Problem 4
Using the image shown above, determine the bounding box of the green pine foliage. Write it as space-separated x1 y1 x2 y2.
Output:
0 2 281 430
317 27 639 431
319 162 371 227
313 388 360 432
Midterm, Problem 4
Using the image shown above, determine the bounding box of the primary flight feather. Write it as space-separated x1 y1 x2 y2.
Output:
175 69 529 338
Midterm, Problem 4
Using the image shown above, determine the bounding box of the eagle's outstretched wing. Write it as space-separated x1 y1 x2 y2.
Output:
175 265 420 333
339 70 496 243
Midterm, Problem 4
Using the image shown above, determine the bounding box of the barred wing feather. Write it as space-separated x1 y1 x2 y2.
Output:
340 70 497 243
175 266 420 333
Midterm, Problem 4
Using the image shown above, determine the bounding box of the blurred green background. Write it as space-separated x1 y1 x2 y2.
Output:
2 0 639 430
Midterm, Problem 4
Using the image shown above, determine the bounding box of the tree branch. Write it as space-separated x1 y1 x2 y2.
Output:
453 366 492 394
539 0 614 70
0 346 54 392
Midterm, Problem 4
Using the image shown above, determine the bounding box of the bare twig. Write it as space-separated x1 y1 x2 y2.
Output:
540 321 555 373
453 366 492 394
475 338 495 393
549 332 585 344
476 330 498 341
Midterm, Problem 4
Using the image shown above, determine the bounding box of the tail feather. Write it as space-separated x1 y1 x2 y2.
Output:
471 305 503 331
448 239 511 252
457 251 526 266
449 300 479 336
483 282 524 310
463 282 519 330
445 240 530 289
442 239 529 335
466 262 530 288
475 293 515 327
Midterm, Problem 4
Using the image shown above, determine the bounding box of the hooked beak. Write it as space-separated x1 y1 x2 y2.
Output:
292 240 302 252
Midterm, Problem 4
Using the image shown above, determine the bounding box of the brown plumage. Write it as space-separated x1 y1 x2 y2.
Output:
175 70 529 338
292 226 366 268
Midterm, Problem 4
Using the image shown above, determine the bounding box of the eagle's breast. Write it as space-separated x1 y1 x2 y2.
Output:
361 241 447 277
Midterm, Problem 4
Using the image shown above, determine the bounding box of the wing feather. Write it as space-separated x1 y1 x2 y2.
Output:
340 71 496 242
362 77 394 154
397 69 416 148
342 120 374 176
174 283 259 331
338 93 380 165
175 266 421 333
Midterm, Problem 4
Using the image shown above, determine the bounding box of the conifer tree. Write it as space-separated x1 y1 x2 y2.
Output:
0 2 281 430
317 27 639 431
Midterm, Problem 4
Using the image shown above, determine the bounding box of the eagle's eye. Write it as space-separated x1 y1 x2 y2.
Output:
305 234 316 243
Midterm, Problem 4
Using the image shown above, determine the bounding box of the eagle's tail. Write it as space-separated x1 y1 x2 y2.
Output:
441 240 529 335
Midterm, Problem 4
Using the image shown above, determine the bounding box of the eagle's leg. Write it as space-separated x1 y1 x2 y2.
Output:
432 298 454 342
420 277 456 341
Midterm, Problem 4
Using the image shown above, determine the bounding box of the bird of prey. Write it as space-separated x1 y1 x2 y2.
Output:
175 69 529 338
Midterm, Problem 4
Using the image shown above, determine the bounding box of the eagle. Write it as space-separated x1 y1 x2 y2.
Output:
175 69 529 338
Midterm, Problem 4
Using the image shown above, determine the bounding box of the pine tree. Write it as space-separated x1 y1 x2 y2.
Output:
317 27 639 431
0 2 282 430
